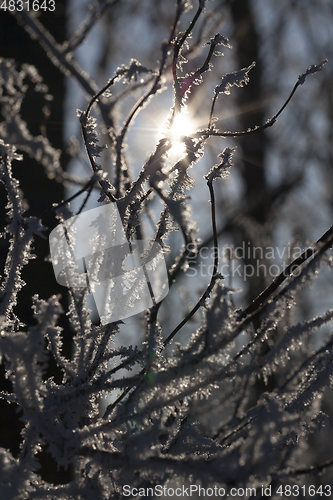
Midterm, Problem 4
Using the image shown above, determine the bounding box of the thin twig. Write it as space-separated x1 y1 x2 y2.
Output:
172 0 205 112
63 0 121 54
239 224 333 320
277 458 333 478
197 60 328 139
14 10 114 131
114 46 170 197
162 176 221 348
42 178 95 218
103 162 221 415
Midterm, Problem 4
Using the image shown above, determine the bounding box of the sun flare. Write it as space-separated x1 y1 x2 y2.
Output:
160 109 195 160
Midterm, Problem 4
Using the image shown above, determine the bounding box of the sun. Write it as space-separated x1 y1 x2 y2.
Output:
160 108 195 161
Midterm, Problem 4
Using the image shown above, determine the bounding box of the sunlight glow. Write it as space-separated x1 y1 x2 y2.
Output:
160 109 195 160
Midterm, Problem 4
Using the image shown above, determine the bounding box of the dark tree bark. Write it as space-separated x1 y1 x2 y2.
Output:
0 2 72 484
227 0 270 305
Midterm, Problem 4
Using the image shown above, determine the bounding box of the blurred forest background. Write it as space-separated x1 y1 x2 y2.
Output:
1 0 333 487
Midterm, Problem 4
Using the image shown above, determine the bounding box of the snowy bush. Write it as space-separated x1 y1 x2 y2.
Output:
0 1 333 498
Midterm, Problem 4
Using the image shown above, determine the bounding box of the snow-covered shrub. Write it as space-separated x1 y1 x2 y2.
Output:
0 2 332 498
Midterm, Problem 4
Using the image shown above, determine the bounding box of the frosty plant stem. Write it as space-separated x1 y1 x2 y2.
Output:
239 223 333 322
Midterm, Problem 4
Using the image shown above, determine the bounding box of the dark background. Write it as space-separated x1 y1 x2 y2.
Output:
0 2 72 484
